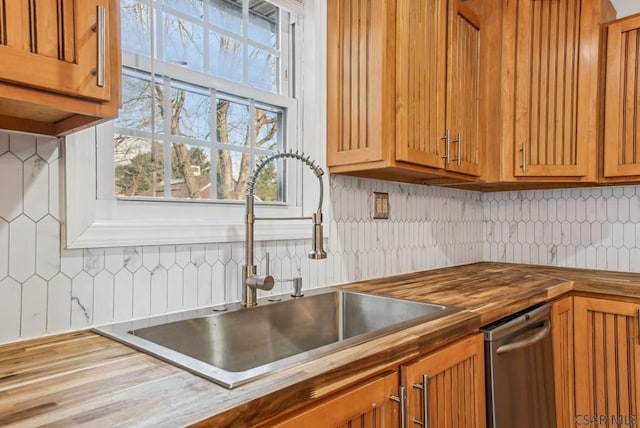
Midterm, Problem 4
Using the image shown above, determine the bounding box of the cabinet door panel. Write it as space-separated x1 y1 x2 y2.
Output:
402 334 485 428
604 15 640 177
396 0 447 168
267 372 399 428
552 297 575 428
0 0 111 102
447 1 481 176
512 0 590 178
574 297 640 423
327 0 393 167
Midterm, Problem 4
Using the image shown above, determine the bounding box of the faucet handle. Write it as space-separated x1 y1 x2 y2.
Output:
246 274 275 291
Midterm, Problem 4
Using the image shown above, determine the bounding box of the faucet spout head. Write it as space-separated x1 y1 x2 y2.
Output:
309 212 327 260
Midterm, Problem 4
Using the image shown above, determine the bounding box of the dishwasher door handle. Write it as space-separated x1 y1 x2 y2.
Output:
496 320 550 354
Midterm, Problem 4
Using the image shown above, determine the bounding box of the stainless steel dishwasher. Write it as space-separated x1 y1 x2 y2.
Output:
481 303 556 428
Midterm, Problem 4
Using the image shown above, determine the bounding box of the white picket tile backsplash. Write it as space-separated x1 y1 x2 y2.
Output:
0 153 23 221
0 277 21 342
9 215 36 282
483 188 640 271
0 130 488 344
47 273 72 333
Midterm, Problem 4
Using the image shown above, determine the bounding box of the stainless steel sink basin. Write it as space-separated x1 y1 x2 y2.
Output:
94 287 460 388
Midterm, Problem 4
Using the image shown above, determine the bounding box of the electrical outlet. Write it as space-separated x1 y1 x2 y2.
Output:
373 192 389 219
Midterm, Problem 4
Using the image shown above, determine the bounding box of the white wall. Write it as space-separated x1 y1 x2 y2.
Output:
610 0 640 18
0 130 484 344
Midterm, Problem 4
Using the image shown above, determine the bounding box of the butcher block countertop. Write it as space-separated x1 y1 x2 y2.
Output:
2 262 640 427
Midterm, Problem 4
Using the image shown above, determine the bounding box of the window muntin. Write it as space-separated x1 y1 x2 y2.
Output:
116 0 293 203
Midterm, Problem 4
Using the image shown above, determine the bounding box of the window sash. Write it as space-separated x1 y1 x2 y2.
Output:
64 0 326 249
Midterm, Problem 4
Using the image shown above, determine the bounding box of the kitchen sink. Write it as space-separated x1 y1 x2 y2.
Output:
93 287 460 388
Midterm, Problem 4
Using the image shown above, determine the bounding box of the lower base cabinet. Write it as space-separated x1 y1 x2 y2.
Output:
401 334 486 428
573 297 640 427
267 371 400 428
261 295 640 427
263 333 486 428
552 297 575 428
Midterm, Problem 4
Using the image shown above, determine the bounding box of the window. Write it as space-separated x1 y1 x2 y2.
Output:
115 0 295 203
64 0 327 248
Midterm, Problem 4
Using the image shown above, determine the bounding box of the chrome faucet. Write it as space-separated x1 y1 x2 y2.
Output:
242 151 327 307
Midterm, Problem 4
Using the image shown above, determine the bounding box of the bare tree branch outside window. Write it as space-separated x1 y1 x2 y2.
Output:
115 0 289 202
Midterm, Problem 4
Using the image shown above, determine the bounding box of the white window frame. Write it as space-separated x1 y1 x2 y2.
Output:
63 0 327 249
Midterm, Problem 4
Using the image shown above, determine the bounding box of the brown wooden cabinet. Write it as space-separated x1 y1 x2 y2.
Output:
0 0 121 136
266 371 400 428
552 297 575 428
498 0 614 183
401 334 486 428
446 1 482 177
327 0 483 186
396 0 481 177
263 334 485 428
603 13 640 181
573 297 640 425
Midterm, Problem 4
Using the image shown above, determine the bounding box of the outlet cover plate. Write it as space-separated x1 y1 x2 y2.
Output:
373 192 389 219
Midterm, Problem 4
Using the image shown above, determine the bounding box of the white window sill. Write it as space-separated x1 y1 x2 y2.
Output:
65 218 317 248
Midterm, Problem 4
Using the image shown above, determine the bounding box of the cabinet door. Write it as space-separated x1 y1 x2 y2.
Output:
267 371 399 428
574 297 640 424
402 334 486 428
446 0 481 177
327 0 395 168
507 0 597 178
552 297 575 428
395 0 447 169
603 15 640 178
0 0 113 102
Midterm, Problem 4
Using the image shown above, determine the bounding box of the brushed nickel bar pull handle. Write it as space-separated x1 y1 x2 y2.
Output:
92 5 106 88
496 320 550 354
412 374 429 427
423 374 429 428
390 386 407 428
441 129 451 165
451 133 461 167
520 142 527 173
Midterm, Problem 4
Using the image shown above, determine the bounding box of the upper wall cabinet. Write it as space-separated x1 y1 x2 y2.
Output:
603 13 640 181
500 0 614 183
327 0 483 186
0 0 121 136
396 0 481 177
462 0 615 191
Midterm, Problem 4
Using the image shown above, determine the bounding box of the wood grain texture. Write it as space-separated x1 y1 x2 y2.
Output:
552 297 575 428
446 1 481 177
395 0 447 168
514 0 584 176
498 0 613 183
328 0 484 186
0 0 120 136
0 310 479 427
604 14 640 179
326 0 395 167
402 333 485 428
341 262 572 325
3 262 640 426
260 371 399 428
573 297 640 424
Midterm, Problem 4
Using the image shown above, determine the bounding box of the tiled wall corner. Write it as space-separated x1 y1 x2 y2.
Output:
0 131 485 344
482 187 640 272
